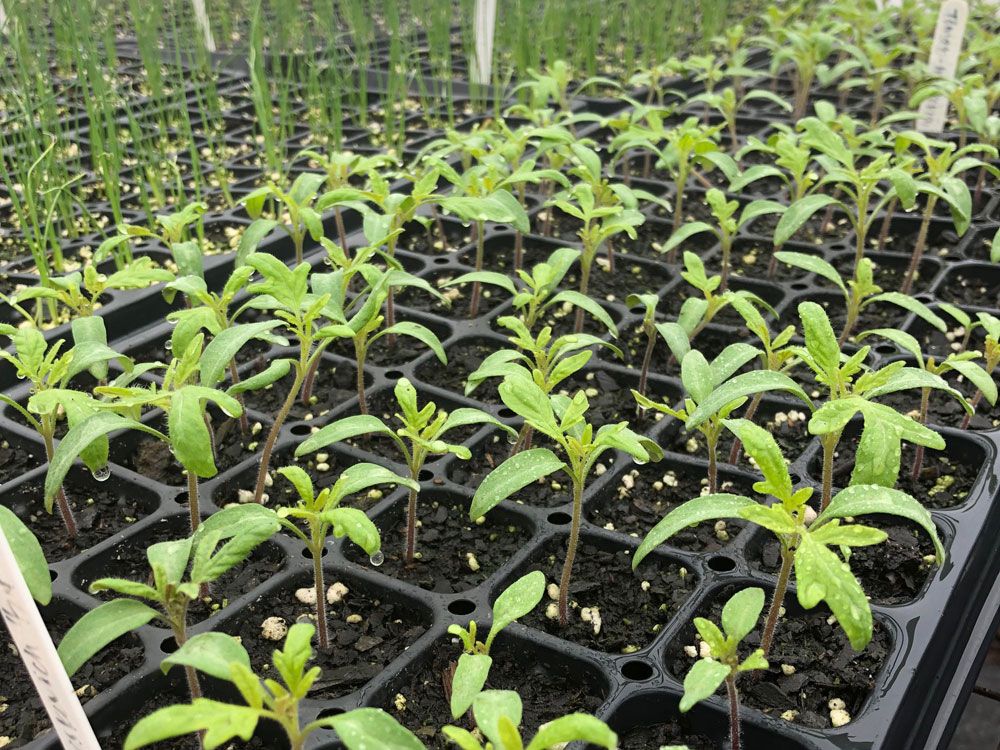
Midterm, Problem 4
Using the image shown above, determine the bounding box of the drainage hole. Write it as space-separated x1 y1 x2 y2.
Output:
448 599 476 616
707 555 737 572
621 659 654 681
547 511 572 525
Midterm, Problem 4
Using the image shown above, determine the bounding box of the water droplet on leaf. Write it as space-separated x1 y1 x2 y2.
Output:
91 465 111 482
369 550 385 567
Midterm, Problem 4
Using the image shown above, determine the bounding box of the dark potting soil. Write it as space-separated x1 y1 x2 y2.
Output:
609 720 714 750
587 461 749 553
563 259 674 305
328 320 448 369
668 406 813 467
628 218 717 259
392 223 472 256
462 236 568 275
344 496 530 594
520 539 696 653
413 339 503 405
2 474 154 563
665 585 891 730
832 252 938 296
125 335 272 369
385 640 605 749
938 267 1000 309
223 575 428 700
819 436 978 510
77 518 286 623
394 271 506 318
447 430 572 510
241 358 361 423
1 610 144 748
0 436 42 486
553 369 659 433
729 239 828 285
116 418 261 486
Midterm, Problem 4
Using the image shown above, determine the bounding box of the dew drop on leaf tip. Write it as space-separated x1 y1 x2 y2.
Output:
369 550 385 567
91 464 111 482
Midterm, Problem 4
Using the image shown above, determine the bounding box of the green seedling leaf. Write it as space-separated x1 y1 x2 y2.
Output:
721 587 765 643
526 714 618 750
470 449 565 520
322 708 426 750
679 659 730 712
296 415 397 456
450 653 493 719
634 494 755 568
124 699 259 750
685 371 811 429
59 599 159 677
322 507 381 555
817 484 945 563
794 532 873 651
45 413 165 511
487 571 546 650
0 506 51 605
162 632 251 682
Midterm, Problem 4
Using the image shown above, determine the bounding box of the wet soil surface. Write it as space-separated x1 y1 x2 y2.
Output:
343 496 532 594
519 538 697 653
666 584 891 730
222 574 429 700
1 609 144 747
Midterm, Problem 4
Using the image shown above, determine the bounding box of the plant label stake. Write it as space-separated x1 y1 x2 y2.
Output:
471 0 497 86
916 0 968 134
0 530 100 749
191 0 216 53
0 2 7 32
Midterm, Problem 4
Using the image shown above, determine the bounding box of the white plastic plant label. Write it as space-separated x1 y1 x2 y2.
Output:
471 0 498 86
191 0 217 53
0 531 101 750
0 2 7 33
916 0 969 133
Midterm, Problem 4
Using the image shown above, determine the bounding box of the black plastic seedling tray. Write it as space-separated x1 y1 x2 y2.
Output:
2 44 1000 750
